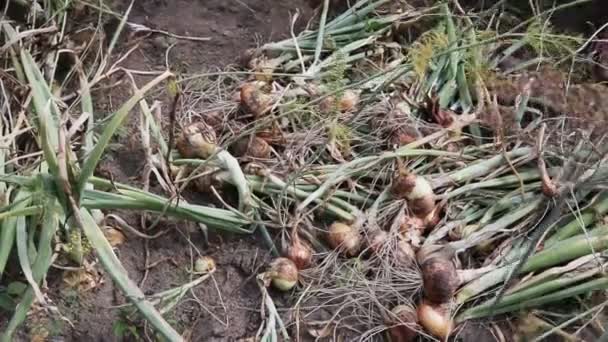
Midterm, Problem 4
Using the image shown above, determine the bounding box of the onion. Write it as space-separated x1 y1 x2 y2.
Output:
421 256 459 304
232 135 271 159
319 90 360 113
366 229 388 255
103 227 125 247
399 215 425 233
394 240 416 265
286 235 313 270
392 170 435 217
422 206 442 230
251 56 286 82
415 244 444 264
240 81 273 118
417 301 453 339
388 304 418 342
268 257 299 291
238 48 261 69
192 168 222 193
176 122 218 159
194 256 216 273
327 222 361 257
389 128 417 147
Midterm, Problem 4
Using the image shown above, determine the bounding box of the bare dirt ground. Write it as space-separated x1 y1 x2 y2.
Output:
13 1 312 341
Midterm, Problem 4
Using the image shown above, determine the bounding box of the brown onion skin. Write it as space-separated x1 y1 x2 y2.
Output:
391 171 417 199
399 216 425 234
248 137 271 159
327 222 361 257
417 301 453 339
269 257 299 291
389 128 417 147
394 240 416 265
389 305 418 342
423 206 442 230
410 195 436 218
421 257 459 304
176 122 217 159
232 136 271 159
240 82 273 118
286 238 313 270
366 230 388 255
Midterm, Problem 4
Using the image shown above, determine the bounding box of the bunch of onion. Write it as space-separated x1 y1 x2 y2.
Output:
231 134 272 159
239 81 274 118
176 121 218 159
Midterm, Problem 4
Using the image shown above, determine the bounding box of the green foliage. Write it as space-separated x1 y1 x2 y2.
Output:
525 19 583 60
409 23 449 78
113 314 142 341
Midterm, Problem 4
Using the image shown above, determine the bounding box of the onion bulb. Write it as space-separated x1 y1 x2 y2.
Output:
327 222 361 257
366 229 388 255
394 240 415 265
238 48 261 69
232 135 271 159
240 81 273 118
423 206 442 230
250 56 287 82
194 256 216 273
319 90 360 113
417 301 453 339
176 122 218 159
391 170 435 217
388 304 418 342
421 256 458 304
399 215 425 234
389 128 417 147
192 168 222 193
268 257 299 291
286 235 313 270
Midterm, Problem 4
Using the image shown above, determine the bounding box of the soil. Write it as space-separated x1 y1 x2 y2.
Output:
3 1 608 341
9 0 312 341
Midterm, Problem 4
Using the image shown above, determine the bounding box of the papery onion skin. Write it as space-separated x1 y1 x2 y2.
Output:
389 304 418 342
422 206 442 230
194 256 216 273
240 81 273 118
399 216 425 234
392 171 436 217
176 122 218 159
394 240 416 265
328 222 361 257
319 90 360 113
232 136 271 159
366 229 388 255
421 257 459 304
268 257 299 291
287 237 313 270
417 301 453 339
